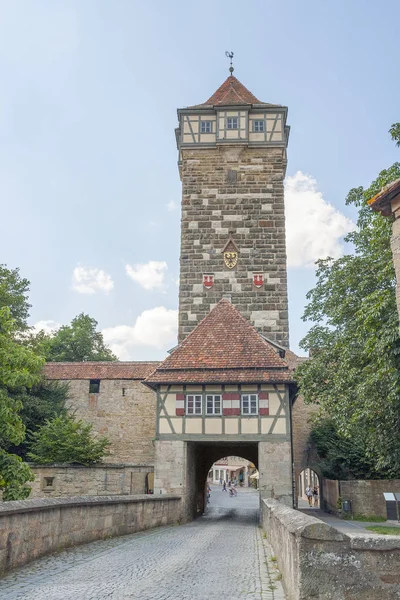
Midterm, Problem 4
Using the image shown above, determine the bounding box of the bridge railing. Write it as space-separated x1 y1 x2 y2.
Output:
0 494 181 577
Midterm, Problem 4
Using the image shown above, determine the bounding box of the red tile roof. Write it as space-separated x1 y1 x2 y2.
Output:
368 178 400 216
189 75 279 108
145 300 294 386
145 369 293 385
44 362 159 380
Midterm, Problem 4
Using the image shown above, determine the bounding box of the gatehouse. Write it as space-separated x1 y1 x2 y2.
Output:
39 71 314 517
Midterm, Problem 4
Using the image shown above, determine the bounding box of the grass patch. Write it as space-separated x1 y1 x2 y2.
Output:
366 526 400 536
270 555 277 562
275 573 283 581
268 584 277 591
343 514 386 522
353 514 386 522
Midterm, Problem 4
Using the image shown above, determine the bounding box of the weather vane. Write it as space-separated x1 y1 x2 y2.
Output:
225 51 234 74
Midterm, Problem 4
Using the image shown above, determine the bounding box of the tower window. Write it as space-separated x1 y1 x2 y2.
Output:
206 395 222 415
241 394 258 415
186 394 202 415
227 117 239 130
43 477 55 490
200 121 212 133
89 379 100 394
253 120 265 132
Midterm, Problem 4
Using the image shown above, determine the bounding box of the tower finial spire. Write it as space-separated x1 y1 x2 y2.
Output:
225 51 234 75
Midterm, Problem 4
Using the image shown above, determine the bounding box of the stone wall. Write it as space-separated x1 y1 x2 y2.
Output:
258 440 293 506
64 379 156 464
321 478 339 513
340 479 400 518
262 498 400 600
321 479 400 517
0 494 181 577
178 146 289 348
29 464 154 498
291 394 319 499
390 202 400 320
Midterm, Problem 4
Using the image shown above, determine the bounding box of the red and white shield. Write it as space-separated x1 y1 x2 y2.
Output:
253 273 264 288
203 274 214 289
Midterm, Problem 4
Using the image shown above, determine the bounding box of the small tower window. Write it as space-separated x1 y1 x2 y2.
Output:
253 120 265 132
186 395 202 415
206 395 222 415
227 117 238 130
241 394 258 415
89 379 100 394
200 121 212 133
43 477 55 490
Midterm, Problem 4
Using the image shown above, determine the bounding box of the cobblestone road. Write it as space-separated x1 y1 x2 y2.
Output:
0 486 286 600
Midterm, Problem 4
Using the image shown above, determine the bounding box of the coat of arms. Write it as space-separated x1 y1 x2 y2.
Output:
203 274 214 289
223 237 239 270
253 273 264 288
224 251 238 269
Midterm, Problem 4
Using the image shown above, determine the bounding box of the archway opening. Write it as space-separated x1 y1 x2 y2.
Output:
298 467 320 508
207 456 258 489
186 441 259 518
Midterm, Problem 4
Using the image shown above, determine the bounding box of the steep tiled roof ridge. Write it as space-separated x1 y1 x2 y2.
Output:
146 300 289 382
205 75 260 105
187 75 282 109
44 361 160 380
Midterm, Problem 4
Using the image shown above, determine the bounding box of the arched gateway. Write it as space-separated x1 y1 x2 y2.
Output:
40 73 313 516
143 73 295 520
144 300 296 520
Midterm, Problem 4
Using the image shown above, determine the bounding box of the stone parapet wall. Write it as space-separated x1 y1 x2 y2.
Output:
29 463 154 498
262 498 400 599
321 478 340 513
291 394 318 495
321 478 400 517
0 494 181 577
340 479 400 518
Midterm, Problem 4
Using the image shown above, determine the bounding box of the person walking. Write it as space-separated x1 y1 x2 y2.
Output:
222 480 227 492
313 486 319 507
305 486 313 507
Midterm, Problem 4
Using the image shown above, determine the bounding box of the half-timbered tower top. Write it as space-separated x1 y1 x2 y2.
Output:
175 74 290 164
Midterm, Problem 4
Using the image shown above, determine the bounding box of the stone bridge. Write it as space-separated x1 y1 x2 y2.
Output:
0 487 285 600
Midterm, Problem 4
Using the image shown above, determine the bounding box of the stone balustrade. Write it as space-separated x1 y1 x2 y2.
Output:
0 494 181 576
262 498 400 599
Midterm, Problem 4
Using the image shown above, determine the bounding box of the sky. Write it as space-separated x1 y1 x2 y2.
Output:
0 0 399 360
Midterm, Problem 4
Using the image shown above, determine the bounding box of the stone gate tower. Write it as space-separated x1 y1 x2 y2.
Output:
176 72 290 347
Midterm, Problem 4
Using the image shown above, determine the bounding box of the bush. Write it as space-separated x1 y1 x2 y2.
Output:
27 414 110 465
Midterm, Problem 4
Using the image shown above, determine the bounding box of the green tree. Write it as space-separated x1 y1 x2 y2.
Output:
0 307 43 499
307 419 377 480
297 126 400 478
0 264 31 331
28 414 110 465
9 381 69 460
390 122 400 147
46 313 117 362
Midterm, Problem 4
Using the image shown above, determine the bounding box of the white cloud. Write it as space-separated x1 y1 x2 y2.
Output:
285 171 356 268
32 320 61 334
166 200 178 211
72 266 114 294
103 306 178 360
125 261 168 291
